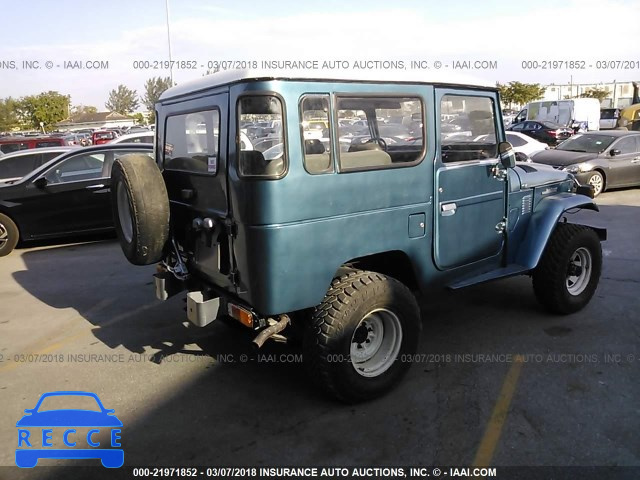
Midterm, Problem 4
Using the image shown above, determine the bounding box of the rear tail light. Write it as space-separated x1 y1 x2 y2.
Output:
547 130 557 137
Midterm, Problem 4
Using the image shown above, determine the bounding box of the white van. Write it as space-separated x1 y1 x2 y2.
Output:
513 98 601 131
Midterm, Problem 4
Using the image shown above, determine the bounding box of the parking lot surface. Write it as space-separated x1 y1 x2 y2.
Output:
1 189 639 477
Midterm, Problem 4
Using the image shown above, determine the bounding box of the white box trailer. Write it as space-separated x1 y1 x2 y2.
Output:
513 98 601 131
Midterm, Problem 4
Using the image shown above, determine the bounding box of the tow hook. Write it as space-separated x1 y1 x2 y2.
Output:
252 314 290 348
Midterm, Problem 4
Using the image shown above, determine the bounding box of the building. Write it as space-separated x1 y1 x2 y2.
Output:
541 81 636 108
56 111 135 131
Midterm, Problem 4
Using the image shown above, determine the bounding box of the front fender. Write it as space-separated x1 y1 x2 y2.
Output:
514 193 603 270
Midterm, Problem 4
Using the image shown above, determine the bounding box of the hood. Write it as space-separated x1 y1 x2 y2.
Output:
531 149 599 167
16 410 123 427
513 162 571 188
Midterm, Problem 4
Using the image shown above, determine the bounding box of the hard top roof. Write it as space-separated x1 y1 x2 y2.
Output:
160 68 497 101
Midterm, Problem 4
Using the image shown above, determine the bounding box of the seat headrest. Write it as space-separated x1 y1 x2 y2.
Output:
304 139 325 155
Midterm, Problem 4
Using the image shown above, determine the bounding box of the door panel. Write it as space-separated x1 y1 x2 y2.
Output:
435 90 507 270
159 93 230 288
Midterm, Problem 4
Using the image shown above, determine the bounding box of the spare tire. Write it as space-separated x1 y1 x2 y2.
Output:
111 154 169 265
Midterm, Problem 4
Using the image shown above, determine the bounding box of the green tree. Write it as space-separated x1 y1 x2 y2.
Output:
497 81 546 107
578 87 608 103
132 112 146 125
105 84 139 114
17 91 71 129
0 97 20 131
70 104 98 116
142 76 174 123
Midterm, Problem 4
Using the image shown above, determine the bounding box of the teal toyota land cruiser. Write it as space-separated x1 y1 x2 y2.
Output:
111 70 605 402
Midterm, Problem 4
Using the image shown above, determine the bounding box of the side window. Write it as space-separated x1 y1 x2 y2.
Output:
44 153 105 184
0 154 38 179
524 122 539 130
441 94 497 162
301 95 332 174
237 96 285 178
337 96 424 171
0 143 28 154
165 109 220 174
36 141 62 148
614 137 637 154
511 123 524 131
40 151 64 166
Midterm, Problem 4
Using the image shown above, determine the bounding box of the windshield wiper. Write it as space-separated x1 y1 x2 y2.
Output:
561 149 587 152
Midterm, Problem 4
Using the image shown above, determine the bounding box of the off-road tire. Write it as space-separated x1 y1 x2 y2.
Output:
532 223 602 314
304 270 420 403
111 154 169 265
0 213 19 257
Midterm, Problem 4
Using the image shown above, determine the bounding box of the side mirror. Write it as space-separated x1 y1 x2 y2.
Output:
498 141 516 168
33 177 48 189
610 149 621 156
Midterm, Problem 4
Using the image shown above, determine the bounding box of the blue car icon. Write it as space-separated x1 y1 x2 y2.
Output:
16 391 123 468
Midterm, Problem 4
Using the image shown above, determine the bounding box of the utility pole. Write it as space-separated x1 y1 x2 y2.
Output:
166 0 173 84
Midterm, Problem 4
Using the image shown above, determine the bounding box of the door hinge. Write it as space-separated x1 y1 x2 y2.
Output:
228 269 240 286
224 218 238 238
495 219 507 234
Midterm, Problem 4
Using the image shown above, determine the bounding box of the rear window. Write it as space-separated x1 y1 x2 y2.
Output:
164 110 220 174
237 96 285 178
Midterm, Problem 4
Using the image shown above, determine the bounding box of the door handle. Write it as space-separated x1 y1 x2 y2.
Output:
441 202 457 216
86 184 105 190
631 158 640 164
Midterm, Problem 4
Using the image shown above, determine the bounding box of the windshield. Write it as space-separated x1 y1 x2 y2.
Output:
556 134 616 153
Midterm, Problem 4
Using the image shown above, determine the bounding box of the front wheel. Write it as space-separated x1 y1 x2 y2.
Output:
0 213 19 257
532 223 602 314
304 270 420 403
586 171 604 196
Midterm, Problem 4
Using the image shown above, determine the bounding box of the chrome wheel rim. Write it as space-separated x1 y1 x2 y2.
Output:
350 308 402 378
117 183 134 243
566 247 592 296
0 222 8 248
588 173 603 195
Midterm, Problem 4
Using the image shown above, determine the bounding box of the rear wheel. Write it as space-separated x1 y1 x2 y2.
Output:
532 223 602 314
304 270 420 403
111 154 170 265
0 213 19 257
586 171 604 196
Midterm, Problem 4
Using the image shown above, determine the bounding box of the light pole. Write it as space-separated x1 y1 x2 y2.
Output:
165 0 173 84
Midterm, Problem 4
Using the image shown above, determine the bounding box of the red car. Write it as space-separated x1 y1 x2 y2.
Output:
92 131 118 145
0 136 66 154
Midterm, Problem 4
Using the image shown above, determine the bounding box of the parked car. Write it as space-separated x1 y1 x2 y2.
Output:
0 136 67 154
109 132 154 144
0 146 77 183
0 143 153 256
530 131 640 196
109 72 605 403
92 131 118 145
474 132 548 158
599 108 621 130
509 121 573 146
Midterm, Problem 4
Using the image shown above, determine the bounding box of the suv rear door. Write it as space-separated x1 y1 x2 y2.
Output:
158 93 232 289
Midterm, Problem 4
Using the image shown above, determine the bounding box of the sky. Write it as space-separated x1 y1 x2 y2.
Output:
0 0 638 112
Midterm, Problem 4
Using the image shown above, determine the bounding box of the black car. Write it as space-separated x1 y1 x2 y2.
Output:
509 120 573 146
0 143 153 256
530 131 640 196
